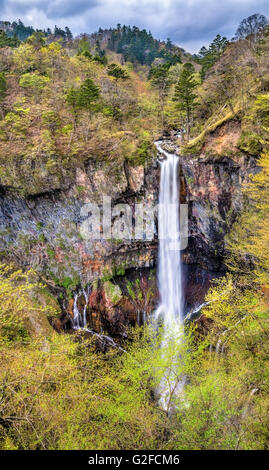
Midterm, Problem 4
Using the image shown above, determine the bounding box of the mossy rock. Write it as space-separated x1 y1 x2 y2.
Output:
25 286 61 337
237 131 262 155
103 280 122 305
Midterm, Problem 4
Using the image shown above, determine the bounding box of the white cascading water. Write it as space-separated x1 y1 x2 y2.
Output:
72 287 123 350
155 141 183 325
73 287 90 329
154 141 184 412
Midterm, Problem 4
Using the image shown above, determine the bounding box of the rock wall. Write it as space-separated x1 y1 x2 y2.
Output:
0 158 159 284
181 152 257 270
0 134 258 336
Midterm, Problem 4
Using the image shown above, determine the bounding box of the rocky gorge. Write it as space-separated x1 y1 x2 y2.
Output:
0 120 258 342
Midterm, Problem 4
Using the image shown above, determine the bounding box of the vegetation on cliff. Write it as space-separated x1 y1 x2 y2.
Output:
0 30 161 194
0 14 268 450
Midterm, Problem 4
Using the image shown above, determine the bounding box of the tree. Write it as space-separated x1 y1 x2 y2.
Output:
173 63 198 141
19 72 50 101
149 62 171 128
66 78 100 113
166 38 173 50
235 14 268 41
77 36 92 58
78 78 100 111
196 34 229 80
0 72 6 102
107 63 129 81
0 29 20 48
66 78 100 132
11 19 34 41
65 26 73 41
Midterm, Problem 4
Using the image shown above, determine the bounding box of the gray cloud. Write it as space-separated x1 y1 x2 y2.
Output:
1 0 269 52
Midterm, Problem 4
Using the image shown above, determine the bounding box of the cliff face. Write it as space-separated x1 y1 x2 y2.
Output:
181 152 257 269
0 155 160 336
0 132 258 336
0 158 158 283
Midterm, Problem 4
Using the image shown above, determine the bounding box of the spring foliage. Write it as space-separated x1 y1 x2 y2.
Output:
0 17 269 450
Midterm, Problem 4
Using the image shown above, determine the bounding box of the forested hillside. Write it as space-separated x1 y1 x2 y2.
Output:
0 14 268 450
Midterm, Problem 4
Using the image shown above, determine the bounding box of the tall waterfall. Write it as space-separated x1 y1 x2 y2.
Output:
154 141 184 412
155 141 183 326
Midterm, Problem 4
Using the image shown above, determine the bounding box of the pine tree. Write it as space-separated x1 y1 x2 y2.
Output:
65 26 73 41
173 63 198 141
77 78 100 112
197 35 229 80
66 78 100 120
107 64 129 81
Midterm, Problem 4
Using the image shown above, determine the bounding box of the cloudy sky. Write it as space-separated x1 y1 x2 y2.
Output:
1 0 269 52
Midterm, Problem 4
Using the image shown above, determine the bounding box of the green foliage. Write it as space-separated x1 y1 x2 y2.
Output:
77 36 92 58
59 275 80 298
195 34 229 80
149 62 171 87
0 72 7 102
149 62 172 127
0 29 20 48
237 130 262 154
8 19 34 41
173 63 198 140
19 72 50 92
26 32 46 49
66 78 100 114
107 63 129 81
107 25 180 66
0 265 54 345
78 78 100 110
41 110 60 134
0 325 166 449
1 16 269 451
103 280 122 305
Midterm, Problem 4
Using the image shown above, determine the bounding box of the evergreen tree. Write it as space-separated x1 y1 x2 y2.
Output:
107 63 129 81
196 34 229 80
173 63 198 140
0 29 20 48
66 78 100 118
78 78 100 111
0 72 7 103
166 38 173 50
65 26 73 41
11 20 34 41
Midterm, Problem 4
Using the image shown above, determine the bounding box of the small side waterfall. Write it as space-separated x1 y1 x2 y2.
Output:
72 287 124 351
73 287 90 329
155 141 183 325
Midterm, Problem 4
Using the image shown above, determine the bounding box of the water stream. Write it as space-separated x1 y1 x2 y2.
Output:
155 141 183 325
154 141 185 412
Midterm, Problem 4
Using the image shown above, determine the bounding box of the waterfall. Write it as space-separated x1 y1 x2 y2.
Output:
72 287 125 351
154 141 185 412
155 141 183 325
73 287 90 329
